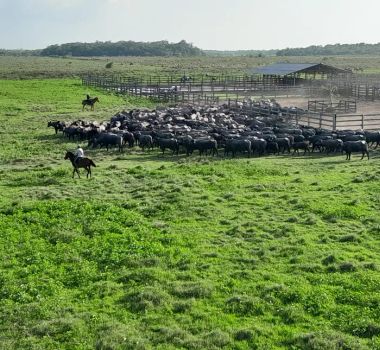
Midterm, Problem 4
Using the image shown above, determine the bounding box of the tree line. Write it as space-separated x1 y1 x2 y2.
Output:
40 40 204 57
2 41 380 57
276 43 380 56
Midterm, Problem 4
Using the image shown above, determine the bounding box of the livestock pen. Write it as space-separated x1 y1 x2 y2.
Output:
82 74 380 130
82 74 320 104
226 100 380 131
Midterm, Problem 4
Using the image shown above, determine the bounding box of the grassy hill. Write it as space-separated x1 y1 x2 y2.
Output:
1 78 380 349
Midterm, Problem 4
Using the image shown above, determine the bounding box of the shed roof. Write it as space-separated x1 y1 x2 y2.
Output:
251 63 347 76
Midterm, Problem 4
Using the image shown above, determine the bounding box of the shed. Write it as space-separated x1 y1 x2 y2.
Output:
250 63 350 85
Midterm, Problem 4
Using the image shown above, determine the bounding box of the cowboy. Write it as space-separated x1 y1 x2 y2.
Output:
74 145 84 165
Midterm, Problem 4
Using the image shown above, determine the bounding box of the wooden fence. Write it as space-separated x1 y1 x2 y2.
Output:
308 100 357 114
82 74 321 103
227 100 380 131
83 73 380 103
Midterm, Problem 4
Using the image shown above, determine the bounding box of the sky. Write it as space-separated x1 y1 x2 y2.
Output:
1 0 379 51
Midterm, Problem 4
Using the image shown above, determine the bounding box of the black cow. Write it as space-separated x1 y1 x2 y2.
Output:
342 141 369 160
251 138 267 157
322 139 343 154
122 131 135 148
48 121 65 134
158 138 179 155
365 131 380 148
63 126 80 140
224 139 251 157
187 139 218 156
292 141 310 155
90 133 123 152
277 138 291 154
266 141 279 155
139 135 154 151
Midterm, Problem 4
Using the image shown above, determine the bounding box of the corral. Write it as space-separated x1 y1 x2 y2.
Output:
81 63 349 103
82 65 380 130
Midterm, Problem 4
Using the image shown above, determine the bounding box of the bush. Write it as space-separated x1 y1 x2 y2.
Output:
276 305 305 324
95 322 151 350
171 281 212 299
338 234 360 243
322 254 336 265
339 262 356 273
202 329 231 348
289 331 365 350
225 295 265 316
121 287 170 313
234 329 254 341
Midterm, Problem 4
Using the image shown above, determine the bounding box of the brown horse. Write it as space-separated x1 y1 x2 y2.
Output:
82 97 99 111
64 151 96 178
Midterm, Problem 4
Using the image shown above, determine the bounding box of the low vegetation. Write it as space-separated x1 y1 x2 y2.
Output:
1 77 380 349
277 42 380 57
3 55 380 79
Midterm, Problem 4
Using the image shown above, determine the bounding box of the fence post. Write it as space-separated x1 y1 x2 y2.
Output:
333 114 337 131
361 114 364 130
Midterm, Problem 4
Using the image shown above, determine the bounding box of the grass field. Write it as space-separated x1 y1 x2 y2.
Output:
2 55 380 79
1 76 380 349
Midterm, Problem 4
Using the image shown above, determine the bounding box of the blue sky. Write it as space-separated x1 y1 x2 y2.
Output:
1 0 379 50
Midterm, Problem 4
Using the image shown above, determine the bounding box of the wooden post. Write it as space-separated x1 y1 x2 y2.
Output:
361 114 364 129
333 114 337 131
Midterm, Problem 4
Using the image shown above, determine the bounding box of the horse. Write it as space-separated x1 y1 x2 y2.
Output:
64 151 96 178
82 97 99 111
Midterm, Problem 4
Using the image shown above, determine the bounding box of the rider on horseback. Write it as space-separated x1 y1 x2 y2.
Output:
74 145 84 165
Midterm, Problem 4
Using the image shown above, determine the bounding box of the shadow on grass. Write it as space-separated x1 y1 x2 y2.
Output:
36 133 81 146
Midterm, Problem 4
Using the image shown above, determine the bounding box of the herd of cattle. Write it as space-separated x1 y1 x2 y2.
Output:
48 104 378 160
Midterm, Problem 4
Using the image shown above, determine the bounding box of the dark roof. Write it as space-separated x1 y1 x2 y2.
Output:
251 63 347 76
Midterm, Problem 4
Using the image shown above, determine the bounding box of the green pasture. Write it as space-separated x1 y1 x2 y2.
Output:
1 78 380 349
2 55 380 79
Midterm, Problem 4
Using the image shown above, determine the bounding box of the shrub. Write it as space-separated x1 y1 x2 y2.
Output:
276 305 305 324
338 234 360 243
234 329 254 341
289 331 365 350
225 295 264 316
95 322 150 350
121 287 170 313
171 281 212 299
202 329 231 348
172 300 193 313
339 262 356 273
322 254 336 265
32 317 83 340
